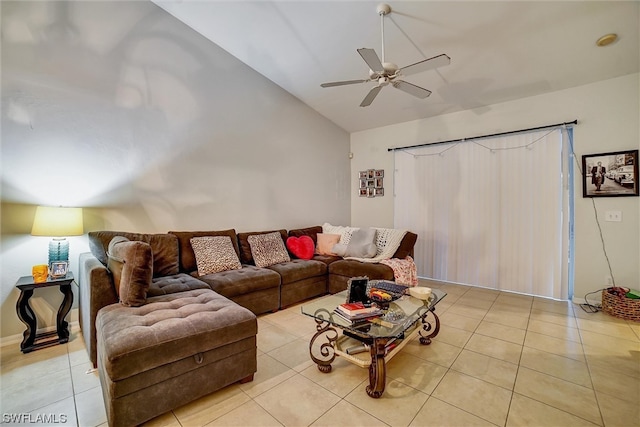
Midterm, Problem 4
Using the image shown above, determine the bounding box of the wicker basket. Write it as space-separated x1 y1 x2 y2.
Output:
601 288 640 322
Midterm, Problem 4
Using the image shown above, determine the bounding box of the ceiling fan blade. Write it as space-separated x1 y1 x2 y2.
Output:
321 79 368 88
360 86 383 107
392 80 432 99
357 48 384 74
400 54 451 76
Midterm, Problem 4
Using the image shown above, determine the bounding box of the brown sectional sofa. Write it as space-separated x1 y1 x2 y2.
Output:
78 225 416 426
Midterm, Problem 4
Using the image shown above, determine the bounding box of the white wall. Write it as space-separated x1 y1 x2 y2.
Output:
0 1 350 339
351 74 640 302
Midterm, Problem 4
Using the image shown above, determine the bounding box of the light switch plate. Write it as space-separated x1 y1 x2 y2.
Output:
605 211 622 222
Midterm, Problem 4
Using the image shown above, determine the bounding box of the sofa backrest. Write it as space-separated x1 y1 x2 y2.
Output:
168 230 239 273
237 229 288 265
88 231 179 278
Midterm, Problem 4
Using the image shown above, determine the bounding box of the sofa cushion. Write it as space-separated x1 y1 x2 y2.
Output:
169 230 239 273
147 273 211 297
316 233 340 255
246 231 291 267
329 259 394 280
288 226 323 244
96 288 257 383
237 229 288 265
106 237 153 307
267 259 327 285
190 236 242 276
89 231 179 278
286 236 315 260
196 265 281 299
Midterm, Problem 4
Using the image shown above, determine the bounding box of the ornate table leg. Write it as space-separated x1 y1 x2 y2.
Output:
366 339 387 398
56 284 74 343
309 312 338 373
16 289 37 352
419 308 441 345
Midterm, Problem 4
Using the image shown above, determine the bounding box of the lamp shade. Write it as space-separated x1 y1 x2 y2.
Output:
31 206 84 237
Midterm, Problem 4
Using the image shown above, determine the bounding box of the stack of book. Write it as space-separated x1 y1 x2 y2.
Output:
334 302 383 323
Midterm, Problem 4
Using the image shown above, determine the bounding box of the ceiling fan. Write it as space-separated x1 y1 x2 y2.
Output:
320 3 451 107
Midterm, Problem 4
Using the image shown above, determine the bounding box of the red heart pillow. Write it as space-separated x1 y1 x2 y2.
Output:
286 236 315 260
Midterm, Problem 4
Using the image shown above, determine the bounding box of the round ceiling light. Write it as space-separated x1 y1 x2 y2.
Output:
596 33 618 47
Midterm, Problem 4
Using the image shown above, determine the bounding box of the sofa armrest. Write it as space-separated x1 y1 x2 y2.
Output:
78 252 118 367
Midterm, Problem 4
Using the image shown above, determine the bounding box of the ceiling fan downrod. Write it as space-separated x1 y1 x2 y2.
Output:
377 3 391 64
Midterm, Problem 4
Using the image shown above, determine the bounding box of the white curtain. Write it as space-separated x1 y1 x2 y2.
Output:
394 128 571 299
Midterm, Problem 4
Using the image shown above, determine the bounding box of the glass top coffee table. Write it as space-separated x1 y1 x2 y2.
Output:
301 288 446 398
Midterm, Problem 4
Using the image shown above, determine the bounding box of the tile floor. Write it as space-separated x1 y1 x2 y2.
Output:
1 279 639 427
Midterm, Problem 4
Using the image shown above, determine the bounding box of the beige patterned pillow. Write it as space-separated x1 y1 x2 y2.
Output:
190 236 242 276
248 232 291 267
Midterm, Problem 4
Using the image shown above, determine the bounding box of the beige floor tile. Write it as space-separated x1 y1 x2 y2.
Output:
386 352 448 394
627 319 640 339
483 310 529 329
486 302 531 319
142 411 182 427
173 384 249 426
451 349 518 390
257 324 299 353
475 320 526 345
0 367 74 414
267 310 320 338
409 397 498 427
519 346 591 388
239 354 296 398
464 334 522 364
432 371 511 426
596 390 640 427
311 400 389 427
301 356 368 398
254 375 340 427
404 338 463 368
583 343 640 379
453 295 495 310
437 283 471 297
0 341 68 367
67 333 92 367
446 303 489 320
589 363 640 404
506 393 599 427
514 367 601 425
493 294 532 308
206 400 283 426
524 331 584 362
439 312 482 332
24 396 77 426
527 318 581 343
580 329 640 353
463 287 501 302
435 326 473 348
531 298 575 316
71 361 101 394
530 309 577 328
345 378 429 427
576 316 639 341
266 338 315 372
75 385 108 427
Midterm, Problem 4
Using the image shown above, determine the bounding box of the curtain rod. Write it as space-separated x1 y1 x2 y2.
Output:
387 120 578 152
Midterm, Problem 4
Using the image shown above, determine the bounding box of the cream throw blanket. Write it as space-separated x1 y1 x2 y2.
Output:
322 223 407 263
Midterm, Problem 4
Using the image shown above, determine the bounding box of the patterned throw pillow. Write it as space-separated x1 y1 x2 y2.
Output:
248 232 291 267
190 236 242 276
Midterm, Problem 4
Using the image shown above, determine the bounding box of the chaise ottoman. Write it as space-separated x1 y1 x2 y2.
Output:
96 288 257 427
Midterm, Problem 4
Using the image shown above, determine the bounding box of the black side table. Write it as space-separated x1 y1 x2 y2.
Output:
15 272 74 353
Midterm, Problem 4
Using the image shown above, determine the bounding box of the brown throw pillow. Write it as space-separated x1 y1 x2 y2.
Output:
190 236 242 276
248 232 291 267
107 236 153 307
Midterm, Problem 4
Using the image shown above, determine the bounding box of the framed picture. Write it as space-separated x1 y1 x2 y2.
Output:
367 187 376 197
375 178 384 188
359 179 367 189
582 150 638 197
367 169 375 179
374 169 384 178
50 261 68 278
346 276 370 304
359 171 368 179
375 188 384 196
359 188 368 197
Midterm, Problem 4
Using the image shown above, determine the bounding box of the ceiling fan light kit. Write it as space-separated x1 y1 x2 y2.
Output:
320 3 450 107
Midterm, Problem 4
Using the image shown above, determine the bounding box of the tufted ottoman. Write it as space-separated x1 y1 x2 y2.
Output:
96 288 257 427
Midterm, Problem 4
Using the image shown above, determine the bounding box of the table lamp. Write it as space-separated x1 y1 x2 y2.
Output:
31 206 84 266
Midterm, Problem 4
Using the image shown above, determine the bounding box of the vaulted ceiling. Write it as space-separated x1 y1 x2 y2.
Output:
155 1 638 133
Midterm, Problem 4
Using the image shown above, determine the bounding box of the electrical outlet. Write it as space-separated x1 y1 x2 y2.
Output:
605 211 622 222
